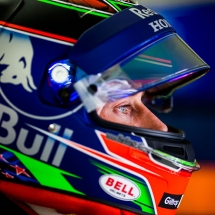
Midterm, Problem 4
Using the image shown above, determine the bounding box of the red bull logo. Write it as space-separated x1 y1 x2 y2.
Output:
0 28 78 119
99 174 140 200
0 30 36 93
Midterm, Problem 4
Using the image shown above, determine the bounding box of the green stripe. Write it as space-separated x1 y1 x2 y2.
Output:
0 145 84 195
107 0 134 7
91 160 146 185
91 160 155 214
38 0 111 18
154 150 197 167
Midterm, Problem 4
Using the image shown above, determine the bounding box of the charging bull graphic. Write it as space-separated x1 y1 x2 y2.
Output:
0 30 37 93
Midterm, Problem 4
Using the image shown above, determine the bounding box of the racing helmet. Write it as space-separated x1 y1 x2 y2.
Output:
0 0 210 215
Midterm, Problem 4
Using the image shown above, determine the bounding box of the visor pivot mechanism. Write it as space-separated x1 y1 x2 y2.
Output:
48 59 78 104
87 84 98 95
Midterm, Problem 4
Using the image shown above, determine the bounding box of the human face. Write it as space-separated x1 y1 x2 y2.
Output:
97 92 168 132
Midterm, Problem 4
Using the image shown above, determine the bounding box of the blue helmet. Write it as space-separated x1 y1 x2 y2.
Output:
0 1 210 215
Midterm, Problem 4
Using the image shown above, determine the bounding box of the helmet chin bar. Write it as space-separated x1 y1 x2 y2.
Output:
90 111 199 172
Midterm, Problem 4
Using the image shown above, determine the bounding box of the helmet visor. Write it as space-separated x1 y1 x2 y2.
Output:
74 33 209 112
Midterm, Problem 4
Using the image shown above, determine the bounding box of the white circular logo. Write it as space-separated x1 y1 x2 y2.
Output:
99 174 140 201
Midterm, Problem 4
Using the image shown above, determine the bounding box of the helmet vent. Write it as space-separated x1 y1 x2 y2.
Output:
163 146 187 159
151 154 179 169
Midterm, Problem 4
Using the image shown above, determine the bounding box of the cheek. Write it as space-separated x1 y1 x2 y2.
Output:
129 112 143 127
99 106 116 122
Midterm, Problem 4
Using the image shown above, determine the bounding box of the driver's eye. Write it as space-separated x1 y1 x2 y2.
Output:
118 106 127 112
117 105 132 114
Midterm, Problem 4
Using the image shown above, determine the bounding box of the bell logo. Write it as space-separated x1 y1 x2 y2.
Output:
99 175 140 201
105 177 134 196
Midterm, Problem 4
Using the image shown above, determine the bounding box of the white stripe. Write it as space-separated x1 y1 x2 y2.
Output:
28 204 64 215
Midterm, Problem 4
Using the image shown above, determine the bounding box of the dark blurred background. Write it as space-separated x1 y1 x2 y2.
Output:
139 1 215 214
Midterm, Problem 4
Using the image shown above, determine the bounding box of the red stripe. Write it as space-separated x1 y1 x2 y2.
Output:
0 21 6 26
0 181 138 215
0 21 77 44
140 54 172 64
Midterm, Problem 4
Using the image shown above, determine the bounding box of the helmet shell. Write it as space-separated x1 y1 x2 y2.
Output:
0 1 208 215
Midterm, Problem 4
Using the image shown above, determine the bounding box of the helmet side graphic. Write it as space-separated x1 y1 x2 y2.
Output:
0 30 36 93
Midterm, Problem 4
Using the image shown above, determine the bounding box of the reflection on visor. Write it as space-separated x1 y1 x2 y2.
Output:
74 33 209 112
74 66 139 112
120 33 208 89
136 54 172 67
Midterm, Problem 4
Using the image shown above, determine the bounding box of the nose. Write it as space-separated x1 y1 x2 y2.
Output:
132 93 168 132
141 108 168 132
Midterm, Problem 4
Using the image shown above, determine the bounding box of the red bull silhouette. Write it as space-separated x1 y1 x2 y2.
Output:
0 30 36 93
